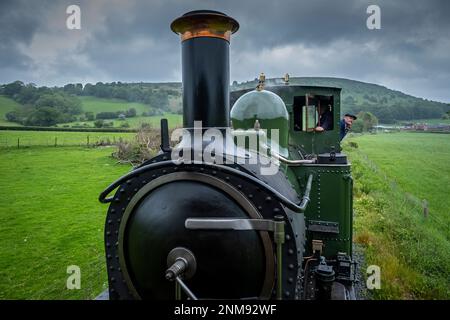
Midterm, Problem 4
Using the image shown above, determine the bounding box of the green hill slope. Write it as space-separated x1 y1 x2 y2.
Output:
233 77 450 123
79 96 150 114
0 96 23 126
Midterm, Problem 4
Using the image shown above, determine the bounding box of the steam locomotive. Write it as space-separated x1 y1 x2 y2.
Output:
99 10 356 300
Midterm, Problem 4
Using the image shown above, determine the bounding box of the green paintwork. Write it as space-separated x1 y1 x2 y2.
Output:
231 85 343 155
230 85 353 259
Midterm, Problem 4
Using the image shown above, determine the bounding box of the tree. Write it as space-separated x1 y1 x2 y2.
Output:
85 112 95 121
3 81 24 97
126 108 137 117
353 111 378 132
25 107 62 126
94 120 104 128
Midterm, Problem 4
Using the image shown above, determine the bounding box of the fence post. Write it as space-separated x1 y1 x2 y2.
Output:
17 138 20 149
55 137 57 147
423 199 428 218
87 135 90 146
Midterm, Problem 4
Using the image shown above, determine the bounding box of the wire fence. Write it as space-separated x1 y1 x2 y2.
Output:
357 150 450 237
0 134 135 148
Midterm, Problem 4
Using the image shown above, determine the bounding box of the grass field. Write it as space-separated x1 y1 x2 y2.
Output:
0 146 131 299
78 96 150 115
343 132 450 299
0 95 182 129
0 130 448 299
0 96 23 126
58 113 182 130
72 96 182 129
0 130 136 148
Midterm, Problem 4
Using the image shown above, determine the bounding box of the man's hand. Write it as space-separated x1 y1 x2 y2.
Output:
315 126 325 132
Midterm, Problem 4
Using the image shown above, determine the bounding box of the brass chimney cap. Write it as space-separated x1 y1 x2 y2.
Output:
171 10 239 42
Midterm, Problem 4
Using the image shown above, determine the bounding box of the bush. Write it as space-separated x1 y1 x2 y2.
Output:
85 112 94 121
120 122 130 128
103 121 114 128
94 120 104 128
112 127 159 165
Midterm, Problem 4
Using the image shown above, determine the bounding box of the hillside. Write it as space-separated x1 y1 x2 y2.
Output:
2 77 449 126
0 96 23 126
232 77 450 123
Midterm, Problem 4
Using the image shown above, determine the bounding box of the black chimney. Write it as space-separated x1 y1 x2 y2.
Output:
171 10 239 128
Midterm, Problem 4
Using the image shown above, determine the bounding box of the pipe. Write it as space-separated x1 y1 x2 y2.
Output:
271 152 316 165
99 160 313 213
176 277 198 300
171 10 239 128
298 174 313 211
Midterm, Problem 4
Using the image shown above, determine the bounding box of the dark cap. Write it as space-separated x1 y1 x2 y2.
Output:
344 113 357 120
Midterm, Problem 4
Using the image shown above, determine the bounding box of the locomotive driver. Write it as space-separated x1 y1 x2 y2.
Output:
340 113 357 140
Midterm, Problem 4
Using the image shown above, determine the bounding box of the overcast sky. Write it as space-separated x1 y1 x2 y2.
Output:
0 0 449 102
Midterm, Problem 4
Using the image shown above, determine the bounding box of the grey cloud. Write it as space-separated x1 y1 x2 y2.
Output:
0 0 449 101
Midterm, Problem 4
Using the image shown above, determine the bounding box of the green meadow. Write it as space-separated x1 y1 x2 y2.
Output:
343 132 450 299
0 130 136 148
0 130 448 299
0 146 131 299
0 95 182 129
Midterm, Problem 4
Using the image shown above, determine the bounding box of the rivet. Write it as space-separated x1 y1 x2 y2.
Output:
288 264 294 270
273 208 280 213
288 249 294 255
110 209 116 214
286 235 291 240
265 196 272 202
